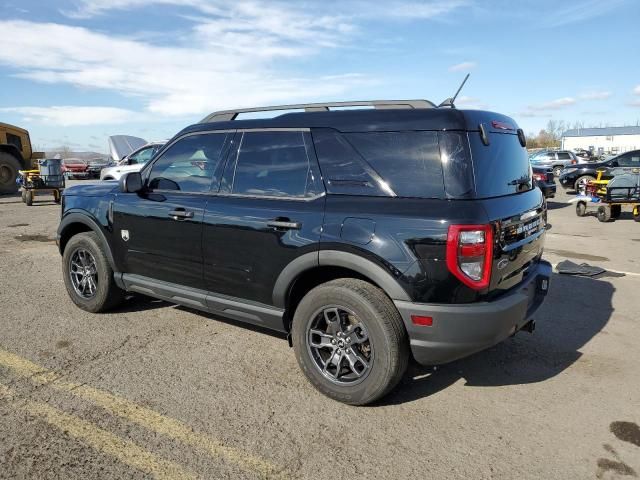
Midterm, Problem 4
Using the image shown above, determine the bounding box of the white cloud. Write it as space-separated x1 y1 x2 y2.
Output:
528 97 576 111
579 90 612 100
449 61 477 72
0 106 139 126
634 85 640 95
542 0 627 28
455 96 488 110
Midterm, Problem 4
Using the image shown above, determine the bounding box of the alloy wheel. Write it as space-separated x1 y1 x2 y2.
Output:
306 306 373 385
69 248 98 299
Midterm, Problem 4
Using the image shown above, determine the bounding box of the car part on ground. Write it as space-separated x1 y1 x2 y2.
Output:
57 100 551 404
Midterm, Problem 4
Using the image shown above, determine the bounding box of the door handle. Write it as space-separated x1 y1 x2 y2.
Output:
267 219 302 230
168 209 194 220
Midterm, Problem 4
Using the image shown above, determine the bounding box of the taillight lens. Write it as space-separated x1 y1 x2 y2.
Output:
446 224 493 290
533 173 545 182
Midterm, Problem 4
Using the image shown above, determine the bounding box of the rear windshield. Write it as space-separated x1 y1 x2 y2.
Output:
468 132 532 198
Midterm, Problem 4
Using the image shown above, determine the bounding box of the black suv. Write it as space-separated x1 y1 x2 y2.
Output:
57 100 551 405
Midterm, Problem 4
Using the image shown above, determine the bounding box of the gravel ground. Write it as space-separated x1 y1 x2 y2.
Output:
0 182 639 479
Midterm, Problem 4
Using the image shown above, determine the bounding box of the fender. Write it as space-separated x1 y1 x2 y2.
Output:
57 211 117 271
272 250 411 308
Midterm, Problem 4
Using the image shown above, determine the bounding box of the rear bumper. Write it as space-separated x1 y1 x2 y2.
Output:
541 182 556 198
394 260 552 365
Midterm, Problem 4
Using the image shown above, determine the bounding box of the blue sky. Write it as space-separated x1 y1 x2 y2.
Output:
1 0 639 152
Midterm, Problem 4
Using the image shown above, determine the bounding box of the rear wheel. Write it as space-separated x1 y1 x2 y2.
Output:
597 205 611 223
576 201 587 217
553 166 563 177
62 232 125 312
575 175 595 193
0 152 20 195
292 278 409 405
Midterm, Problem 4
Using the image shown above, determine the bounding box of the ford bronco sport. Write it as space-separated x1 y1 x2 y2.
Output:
57 100 551 405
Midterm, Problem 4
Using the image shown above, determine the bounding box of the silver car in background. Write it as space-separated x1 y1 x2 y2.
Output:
100 136 164 181
529 150 585 177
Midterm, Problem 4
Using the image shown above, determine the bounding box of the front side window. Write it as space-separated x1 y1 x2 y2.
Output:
147 133 227 193
617 151 640 167
230 131 319 198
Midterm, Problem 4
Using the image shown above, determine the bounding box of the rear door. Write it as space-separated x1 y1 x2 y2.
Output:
202 129 325 309
112 132 231 289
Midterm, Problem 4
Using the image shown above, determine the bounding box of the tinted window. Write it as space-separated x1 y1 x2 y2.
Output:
345 132 444 198
438 132 474 198
469 132 532 198
147 133 227 193
230 131 318 198
618 151 640 167
557 152 571 160
312 129 388 196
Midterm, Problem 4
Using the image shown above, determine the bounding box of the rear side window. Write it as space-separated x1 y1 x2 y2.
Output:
557 152 571 160
468 132 532 198
345 131 444 198
230 131 320 198
618 151 640 167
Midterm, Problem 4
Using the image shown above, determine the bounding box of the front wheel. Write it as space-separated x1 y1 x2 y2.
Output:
574 175 595 193
292 278 409 405
576 201 587 217
62 232 125 312
597 205 611 223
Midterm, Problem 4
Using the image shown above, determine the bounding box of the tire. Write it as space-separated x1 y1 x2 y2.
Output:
574 175 595 192
291 278 409 405
21 189 27 203
597 205 611 223
53 189 61 204
553 166 563 177
24 190 33 206
62 232 125 313
0 152 20 195
610 205 621 219
576 201 587 217
633 207 640 222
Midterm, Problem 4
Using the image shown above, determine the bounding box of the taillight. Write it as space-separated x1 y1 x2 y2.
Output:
533 173 545 182
446 224 493 290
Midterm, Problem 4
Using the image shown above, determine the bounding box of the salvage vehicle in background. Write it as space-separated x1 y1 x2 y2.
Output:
62 158 89 179
101 138 164 181
0 122 44 194
86 157 111 179
57 100 551 405
559 149 640 192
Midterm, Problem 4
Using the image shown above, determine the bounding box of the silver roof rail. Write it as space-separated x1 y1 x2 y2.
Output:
199 99 435 123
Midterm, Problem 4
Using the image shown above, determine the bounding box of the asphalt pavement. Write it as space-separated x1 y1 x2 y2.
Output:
0 183 639 479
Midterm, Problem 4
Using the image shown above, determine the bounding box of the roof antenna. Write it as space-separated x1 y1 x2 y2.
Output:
438 73 470 108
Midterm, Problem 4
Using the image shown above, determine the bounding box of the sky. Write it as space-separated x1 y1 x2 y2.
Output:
0 0 639 153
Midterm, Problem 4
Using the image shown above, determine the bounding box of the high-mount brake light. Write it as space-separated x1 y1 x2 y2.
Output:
491 120 515 131
446 224 493 290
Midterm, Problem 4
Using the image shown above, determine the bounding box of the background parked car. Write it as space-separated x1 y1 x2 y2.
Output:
559 149 640 192
86 157 111 178
61 158 89 179
100 141 164 181
532 165 556 198
529 150 583 177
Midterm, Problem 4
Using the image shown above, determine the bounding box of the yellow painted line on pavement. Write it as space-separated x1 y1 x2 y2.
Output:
0 381 198 480
0 347 288 479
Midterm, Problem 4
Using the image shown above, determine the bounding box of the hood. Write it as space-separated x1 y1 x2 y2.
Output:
108 135 147 161
63 181 119 197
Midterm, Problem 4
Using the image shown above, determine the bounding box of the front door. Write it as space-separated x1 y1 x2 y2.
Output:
203 130 325 307
112 131 232 289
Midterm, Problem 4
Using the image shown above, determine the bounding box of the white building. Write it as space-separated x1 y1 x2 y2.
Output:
561 126 640 155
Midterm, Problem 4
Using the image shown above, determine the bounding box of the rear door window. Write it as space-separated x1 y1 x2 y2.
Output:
617 151 640 167
229 131 321 198
468 132 532 197
557 152 571 160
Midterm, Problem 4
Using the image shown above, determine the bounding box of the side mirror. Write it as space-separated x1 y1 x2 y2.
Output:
120 172 143 193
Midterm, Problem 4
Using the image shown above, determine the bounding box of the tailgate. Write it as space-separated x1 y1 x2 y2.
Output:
482 188 546 295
